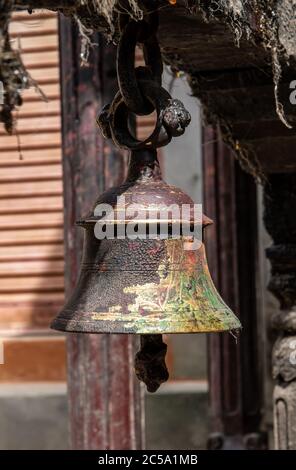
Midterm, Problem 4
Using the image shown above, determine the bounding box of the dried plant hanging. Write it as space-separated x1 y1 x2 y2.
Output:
0 1 46 132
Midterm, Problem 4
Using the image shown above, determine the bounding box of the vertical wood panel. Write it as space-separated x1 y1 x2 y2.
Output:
59 16 144 450
203 126 266 449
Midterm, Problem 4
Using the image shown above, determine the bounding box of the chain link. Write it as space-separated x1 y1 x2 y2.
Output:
97 11 191 150
117 17 163 116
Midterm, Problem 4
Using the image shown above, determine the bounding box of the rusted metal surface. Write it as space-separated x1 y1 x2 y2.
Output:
52 148 241 335
203 126 266 450
59 16 144 449
52 237 241 334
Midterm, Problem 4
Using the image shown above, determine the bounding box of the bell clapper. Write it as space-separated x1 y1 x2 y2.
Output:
135 335 169 393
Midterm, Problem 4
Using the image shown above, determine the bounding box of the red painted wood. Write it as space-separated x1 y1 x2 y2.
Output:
59 15 144 450
203 126 266 449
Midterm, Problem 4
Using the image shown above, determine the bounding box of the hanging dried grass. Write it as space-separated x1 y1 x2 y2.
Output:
80 0 143 34
1 0 296 154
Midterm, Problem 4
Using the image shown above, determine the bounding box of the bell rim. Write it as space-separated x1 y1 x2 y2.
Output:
51 316 242 335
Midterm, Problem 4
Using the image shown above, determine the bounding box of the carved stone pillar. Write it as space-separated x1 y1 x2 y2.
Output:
263 174 296 449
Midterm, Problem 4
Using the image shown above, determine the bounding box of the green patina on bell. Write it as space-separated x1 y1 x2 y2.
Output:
51 149 241 335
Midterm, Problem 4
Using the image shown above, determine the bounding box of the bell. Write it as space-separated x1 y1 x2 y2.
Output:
51 148 241 335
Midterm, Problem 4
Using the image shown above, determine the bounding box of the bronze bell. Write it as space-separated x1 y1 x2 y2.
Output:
51 149 241 335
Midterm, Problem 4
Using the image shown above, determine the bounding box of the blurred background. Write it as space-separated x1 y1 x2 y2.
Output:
0 10 276 449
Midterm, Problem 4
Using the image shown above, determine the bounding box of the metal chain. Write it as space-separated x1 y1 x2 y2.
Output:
117 16 163 116
97 12 191 150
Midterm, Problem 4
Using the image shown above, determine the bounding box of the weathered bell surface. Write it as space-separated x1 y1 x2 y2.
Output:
51 149 241 335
